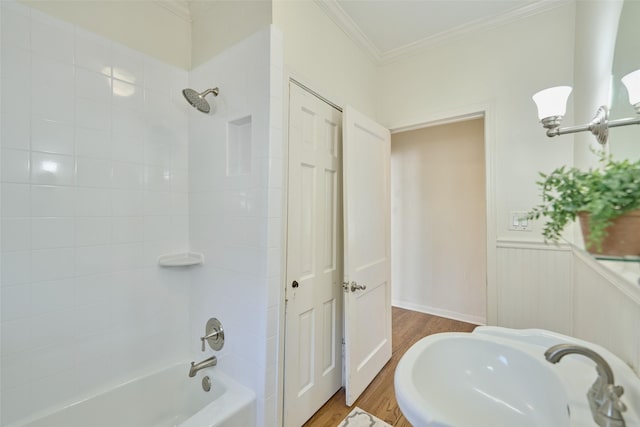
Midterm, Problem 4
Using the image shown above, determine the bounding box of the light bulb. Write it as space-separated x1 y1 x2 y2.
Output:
532 86 572 121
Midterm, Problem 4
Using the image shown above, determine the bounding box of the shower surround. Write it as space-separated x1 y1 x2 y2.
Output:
187 27 284 427
0 2 284 426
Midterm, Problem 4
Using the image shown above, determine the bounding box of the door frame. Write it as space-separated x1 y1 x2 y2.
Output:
389 103 497 326
276 76 497 426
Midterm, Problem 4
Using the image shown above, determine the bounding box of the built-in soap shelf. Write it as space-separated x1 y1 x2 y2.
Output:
158 252 204 267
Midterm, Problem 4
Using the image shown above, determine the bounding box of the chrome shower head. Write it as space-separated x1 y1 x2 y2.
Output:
182 87 219 114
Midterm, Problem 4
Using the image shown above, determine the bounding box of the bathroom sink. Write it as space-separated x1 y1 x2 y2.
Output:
395 327 640 427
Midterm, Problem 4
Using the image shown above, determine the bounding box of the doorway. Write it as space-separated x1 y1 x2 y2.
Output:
390 118 487 325
282 82 393 426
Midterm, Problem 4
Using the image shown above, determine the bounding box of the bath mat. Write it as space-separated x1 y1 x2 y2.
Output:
337 407 392 427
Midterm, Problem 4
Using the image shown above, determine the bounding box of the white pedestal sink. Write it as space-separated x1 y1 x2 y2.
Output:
394 327 640 427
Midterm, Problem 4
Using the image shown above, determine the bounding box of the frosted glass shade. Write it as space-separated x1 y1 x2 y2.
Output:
532 86 572 121
621 69 640 106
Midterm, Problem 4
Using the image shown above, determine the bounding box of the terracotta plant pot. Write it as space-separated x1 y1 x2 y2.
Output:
578 209 640 256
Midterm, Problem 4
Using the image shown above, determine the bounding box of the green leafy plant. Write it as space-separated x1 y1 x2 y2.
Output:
528 151 640 251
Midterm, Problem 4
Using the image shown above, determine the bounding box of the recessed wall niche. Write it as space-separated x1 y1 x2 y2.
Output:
227 115 252 176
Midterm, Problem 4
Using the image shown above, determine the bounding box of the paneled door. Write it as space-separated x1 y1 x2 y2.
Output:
342 106 392 406
283 83 343 427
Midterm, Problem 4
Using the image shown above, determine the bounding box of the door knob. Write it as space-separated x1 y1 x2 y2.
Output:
292 280 299 288
350 282 366 292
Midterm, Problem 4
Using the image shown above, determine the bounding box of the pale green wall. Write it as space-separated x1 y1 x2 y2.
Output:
191 0 272 69
22 0 192 69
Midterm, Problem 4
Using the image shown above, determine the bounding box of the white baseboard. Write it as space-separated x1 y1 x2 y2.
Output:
392 299 486 326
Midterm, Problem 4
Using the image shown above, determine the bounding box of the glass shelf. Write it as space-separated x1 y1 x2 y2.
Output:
590 254 640 286
593 255 640 263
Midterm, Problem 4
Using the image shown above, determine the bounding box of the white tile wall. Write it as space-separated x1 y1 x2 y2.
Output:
0 2 191 425
188 27 284 427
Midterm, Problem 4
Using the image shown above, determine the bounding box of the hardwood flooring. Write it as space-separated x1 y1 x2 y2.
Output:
302 307 477 427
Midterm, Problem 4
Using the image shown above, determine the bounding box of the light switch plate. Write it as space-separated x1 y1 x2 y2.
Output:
509 211 532 231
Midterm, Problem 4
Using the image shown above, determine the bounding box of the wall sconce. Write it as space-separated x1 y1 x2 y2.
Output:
532 69 640 145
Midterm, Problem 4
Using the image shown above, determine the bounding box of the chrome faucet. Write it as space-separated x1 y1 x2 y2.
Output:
188 355 217 377
545 344 627 427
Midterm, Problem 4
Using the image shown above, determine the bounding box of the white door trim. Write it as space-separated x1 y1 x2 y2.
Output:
388 102 497 325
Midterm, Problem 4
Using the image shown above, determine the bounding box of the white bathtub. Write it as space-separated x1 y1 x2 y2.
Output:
8 362 256 427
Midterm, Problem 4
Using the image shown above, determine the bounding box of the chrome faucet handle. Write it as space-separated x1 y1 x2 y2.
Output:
200 329 221 351
200 318 225 352
594 385 626 427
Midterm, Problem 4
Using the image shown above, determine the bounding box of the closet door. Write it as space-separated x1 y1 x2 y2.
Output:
283 83 343 427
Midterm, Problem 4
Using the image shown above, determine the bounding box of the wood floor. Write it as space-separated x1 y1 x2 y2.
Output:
302 307 477 427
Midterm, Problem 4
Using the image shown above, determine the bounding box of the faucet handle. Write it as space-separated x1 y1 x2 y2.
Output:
598 385 626 420
610 385 626 412
200 318 225 352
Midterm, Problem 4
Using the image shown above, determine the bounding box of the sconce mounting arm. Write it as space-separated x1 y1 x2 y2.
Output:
544 106 640 146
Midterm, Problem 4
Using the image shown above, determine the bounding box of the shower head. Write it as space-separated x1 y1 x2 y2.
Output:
182 87 219 114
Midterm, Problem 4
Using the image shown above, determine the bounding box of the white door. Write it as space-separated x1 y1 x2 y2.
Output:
283 83 343 427
342 106 392 406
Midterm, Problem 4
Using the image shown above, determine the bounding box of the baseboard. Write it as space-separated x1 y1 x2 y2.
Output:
392 300 486 325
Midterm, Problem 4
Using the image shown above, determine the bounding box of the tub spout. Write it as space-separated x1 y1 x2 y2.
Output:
189 355 217 377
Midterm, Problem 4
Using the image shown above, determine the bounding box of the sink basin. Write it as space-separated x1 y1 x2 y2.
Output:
395 327 640 427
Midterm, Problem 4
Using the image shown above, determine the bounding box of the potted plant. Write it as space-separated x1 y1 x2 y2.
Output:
528 151 640 256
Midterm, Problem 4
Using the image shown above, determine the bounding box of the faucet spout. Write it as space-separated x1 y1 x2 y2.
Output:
545 344 625 427
545 344 615 386
189 355 217 378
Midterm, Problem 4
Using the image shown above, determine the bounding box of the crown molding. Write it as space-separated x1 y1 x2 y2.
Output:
314 0 383 63
316 0 572 65
153 0 192 23
380 0 572 63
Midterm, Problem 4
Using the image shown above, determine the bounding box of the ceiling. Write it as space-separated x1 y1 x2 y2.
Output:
156 0 569 64
318 0 569 63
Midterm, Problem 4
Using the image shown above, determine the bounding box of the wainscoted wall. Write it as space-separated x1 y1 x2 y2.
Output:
496 241 573 334
496 241 640 373
0 2 190 424
187 26 283 427
572 251 640 373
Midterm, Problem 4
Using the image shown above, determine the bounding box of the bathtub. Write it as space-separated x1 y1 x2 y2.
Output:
9 362 256 427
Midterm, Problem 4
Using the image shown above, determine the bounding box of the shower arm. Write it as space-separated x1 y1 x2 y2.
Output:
201 88 219 97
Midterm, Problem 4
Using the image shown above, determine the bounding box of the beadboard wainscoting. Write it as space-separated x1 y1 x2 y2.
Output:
572 250 640 373
496 239 640 374
496 240 573 334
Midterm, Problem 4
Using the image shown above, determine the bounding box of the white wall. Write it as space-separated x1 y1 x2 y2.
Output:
272 0 378 119
610 0 640 161
19 0 191 69
378 3 576 242
187 26 284 427
391 119 486 324
0 2 191 424
572 0 623 169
